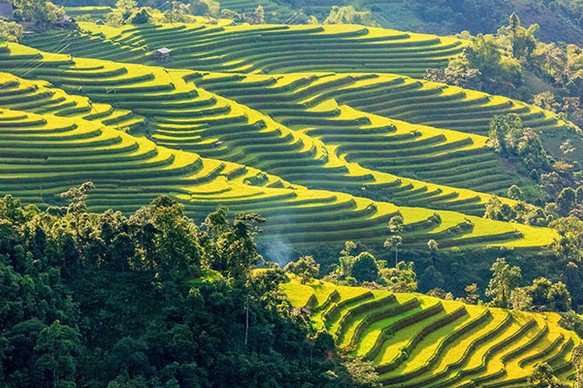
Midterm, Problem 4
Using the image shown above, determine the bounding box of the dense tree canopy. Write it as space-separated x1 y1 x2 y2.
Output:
0 192 361 387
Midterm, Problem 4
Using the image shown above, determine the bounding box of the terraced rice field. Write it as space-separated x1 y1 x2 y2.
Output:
0 21 571 253
195 72 562 194
0 104 552 251
24 23 465 78
283 279 580 387
0 38 560 252
9 16 576 386
0 43 507 215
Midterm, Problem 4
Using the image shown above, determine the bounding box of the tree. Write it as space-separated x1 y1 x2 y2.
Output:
384 235 402 266
191 0 220 18
557 187 577 216
510 287 533 311
114 0 137 16
199 207 265 282
425 55 482 89
0 19 23 42
419 265 444 292
484 196 517 222
385 215 404 266
129 8 151 24
351 252 379 284
60 182 95 215
34 320 82 387
106 0 138 25
380 261 417 292
465 34 521 89
507 185 524 201
252 5 265 24
549 217 583 262
461 283 480 305
388 215 404 235
323 6 377 27
576 186 583 204
486 258 522 308
12 0 64 27
164 1 191 23
427 239 439 252
503 13 539 61
129 196 201 282
427 288 454 300
343 358 381 388
487 114 551 171
528 362 566 387
488 114 524 154
547 281 572 312
284 256 319 284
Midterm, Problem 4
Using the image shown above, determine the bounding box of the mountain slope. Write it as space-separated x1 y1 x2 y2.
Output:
282 278 580 387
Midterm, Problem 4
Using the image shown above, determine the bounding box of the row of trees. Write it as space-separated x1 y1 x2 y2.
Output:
284 245 575 317
102 0 267 26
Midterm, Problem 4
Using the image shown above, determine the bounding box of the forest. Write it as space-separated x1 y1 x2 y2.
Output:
0 192 375 387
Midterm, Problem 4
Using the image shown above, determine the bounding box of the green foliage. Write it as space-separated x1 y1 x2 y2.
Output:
507 185 525 201
351 252 379 284
424 56 482 89
129 7 151 24
461 283 481 304
484 196 517 222
60 181 94 215
201 207 265 282
12 0 64 27
0 19 23 42
34 320 82 387
510 286 533 311
191 0 220 18
557 187 577 216
486 257 521 309
106 0 138 25
488 114 551 172
0 194 357 387
550 216 583 262
323 6 377 27
498 13 539 61
342 358 381 388
419 265 445 292
284 256 320 284
379 261 417 292
163 1 191 23
528 362 568 387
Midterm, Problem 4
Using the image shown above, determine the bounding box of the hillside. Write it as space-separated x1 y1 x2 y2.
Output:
2 2 583 387
0 23 569 256
193 0 583 44
53 1 583 44
282 278 581 387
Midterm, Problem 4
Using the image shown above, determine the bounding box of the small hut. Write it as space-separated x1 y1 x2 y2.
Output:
153 47 172 62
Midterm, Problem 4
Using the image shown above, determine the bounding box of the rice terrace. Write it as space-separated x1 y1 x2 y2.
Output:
1 0 583 387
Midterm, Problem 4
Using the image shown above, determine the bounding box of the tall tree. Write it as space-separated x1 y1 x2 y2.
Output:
33 320 82 387
486 258 522 308
351 252 379 283
284 256 320 284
